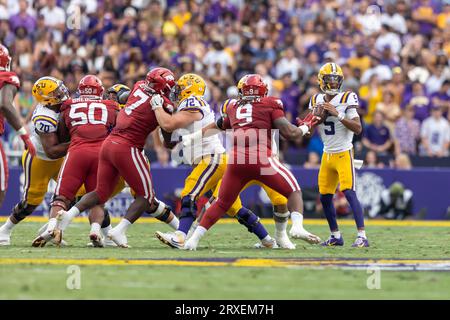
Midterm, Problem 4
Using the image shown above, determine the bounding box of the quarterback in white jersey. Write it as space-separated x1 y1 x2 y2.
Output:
307 62 369 248
0 77 72 245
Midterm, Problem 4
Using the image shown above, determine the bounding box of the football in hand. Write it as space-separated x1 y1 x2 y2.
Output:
311 104 328 124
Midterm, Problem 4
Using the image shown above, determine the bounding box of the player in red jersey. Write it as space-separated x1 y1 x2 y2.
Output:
0 44 35 208
32 75 119 247
58 67 178 247
165 74 321 250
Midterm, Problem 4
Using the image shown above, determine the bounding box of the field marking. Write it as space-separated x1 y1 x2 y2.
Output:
1 257 450 271
0 216 449 227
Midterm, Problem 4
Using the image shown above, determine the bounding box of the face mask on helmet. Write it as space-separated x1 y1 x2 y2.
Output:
322 74 343 94
42 82 69 105
169 84 182 102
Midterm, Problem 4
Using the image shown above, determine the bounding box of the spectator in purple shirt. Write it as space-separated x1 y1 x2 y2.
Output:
431 80 450 117
362 111 393 155
9 0 36 35
280 73 301 122
403 82 432 122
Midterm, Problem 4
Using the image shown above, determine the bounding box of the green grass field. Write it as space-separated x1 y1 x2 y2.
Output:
1 218 450 299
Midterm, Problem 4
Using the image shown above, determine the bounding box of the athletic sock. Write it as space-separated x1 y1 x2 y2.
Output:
66 206 81 220
290 211 303 227
0 218 15 233
320 194 339 232
101 225 112 238
47 218 57 232
190 226 207 242
274 220 288 234
332 231 341 239
237 208 268 240
115 219 131 233
358 230 366 238
90 223 101 234
343 189 365 229
168 216 179 230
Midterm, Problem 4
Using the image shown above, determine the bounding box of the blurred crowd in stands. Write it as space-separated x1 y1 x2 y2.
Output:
0 0 449 167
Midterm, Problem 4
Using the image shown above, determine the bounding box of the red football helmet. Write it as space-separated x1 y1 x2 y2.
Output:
78 75 104 97
241 74 268 99
144 67 176 97
0 44 12 71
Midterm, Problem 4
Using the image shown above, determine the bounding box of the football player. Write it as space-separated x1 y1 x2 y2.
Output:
304 62 368 247
0 76 70 246
32 75 119 247
0 44 35 229
153 73 277 249
57 67 179 247
106 84 131 109
153 74 321 250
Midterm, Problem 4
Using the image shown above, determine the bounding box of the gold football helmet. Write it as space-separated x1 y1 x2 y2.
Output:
32 76 69 106
172 73 206 102
106 84 131 109
318 62 344 95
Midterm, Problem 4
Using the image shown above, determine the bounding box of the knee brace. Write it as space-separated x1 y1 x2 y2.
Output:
101 208 111 228
11 200 36 222
50 196 70 211
273 210 290 223
236 208 260 233
180 196 197 219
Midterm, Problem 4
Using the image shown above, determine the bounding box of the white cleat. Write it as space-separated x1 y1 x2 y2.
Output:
254 238 279 249
103 237 118 247
289 225 321 244
32 229 61 247
155 231 185 249
274 231 296 249
107 229 129 248
89 232 104 248
0 231 11 246
183 237 198 251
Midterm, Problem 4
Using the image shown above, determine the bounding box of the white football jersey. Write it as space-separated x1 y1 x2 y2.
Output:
30 104 61 161
172 95 225 165
309 91 360 153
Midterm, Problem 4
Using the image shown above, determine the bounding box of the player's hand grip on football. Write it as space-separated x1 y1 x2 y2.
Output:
150 94 164 111
18 127 36 156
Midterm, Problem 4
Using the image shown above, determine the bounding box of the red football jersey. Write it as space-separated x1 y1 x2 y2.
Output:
61 97 119 151
110 80 174 149
223 96 285 157
0 71 20 135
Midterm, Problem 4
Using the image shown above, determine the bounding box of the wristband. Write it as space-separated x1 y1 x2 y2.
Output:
298 125 309 136
338 113 345 121
17 127 27 136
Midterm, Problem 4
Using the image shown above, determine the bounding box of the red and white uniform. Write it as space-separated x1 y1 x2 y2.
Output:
0 71 20 191
95 81 173 203
216 96 300 210
55 97 118 200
